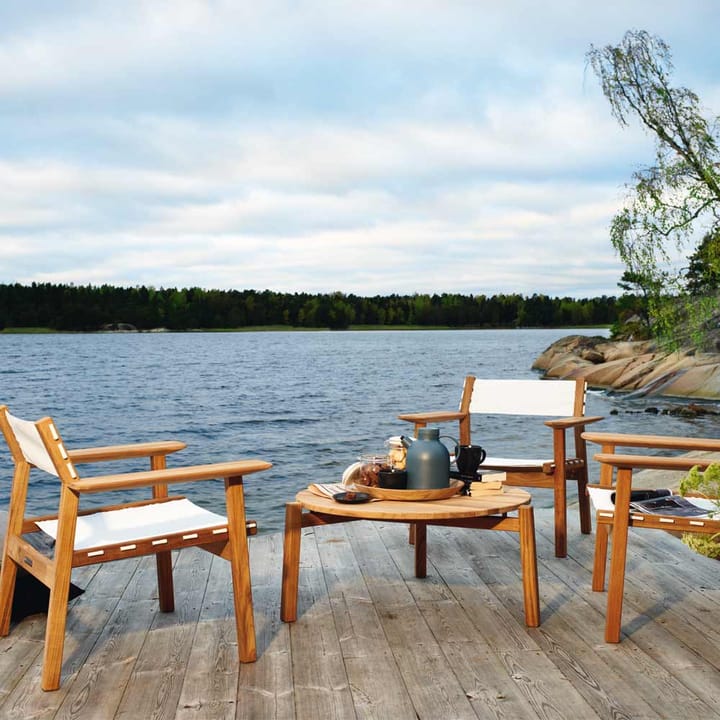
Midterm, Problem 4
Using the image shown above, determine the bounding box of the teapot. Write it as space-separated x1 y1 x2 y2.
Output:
402 429 456 490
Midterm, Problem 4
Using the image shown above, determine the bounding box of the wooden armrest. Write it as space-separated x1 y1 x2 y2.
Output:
68 440 187 464
397 411 466 424
582 431 720 452
544 415 603 430
593 453 720 472
68 459 272 493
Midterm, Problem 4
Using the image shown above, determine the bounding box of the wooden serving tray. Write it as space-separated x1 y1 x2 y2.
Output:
361 479 464 501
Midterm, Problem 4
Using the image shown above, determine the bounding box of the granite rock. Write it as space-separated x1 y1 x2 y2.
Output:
533 335 720 399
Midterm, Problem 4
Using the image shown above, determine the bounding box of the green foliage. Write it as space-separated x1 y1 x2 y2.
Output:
0 283 619 331
686 229 720 295
679 464 720 559
609 311 652 342
588 30 720 349
610 269 657 339
679 464 720 505
681 532 720 559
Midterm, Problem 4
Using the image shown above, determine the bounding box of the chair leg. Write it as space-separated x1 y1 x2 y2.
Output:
151 460 175 612
592 523 610 592
155 553 174 613
41 569 73 691
225 476 256 663
551 428 568 558
553 470 567 558
605 469 632 643
42 486 80 691
0 462 29 635
577 469 592 535
0 555 18 636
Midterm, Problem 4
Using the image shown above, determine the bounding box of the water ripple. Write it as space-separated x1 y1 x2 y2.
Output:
2 328 718 535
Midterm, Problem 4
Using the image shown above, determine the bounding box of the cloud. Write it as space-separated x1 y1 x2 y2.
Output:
0 1 718 298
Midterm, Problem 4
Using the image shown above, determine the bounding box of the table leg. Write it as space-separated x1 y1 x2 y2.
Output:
518 504 540 627
414 522 427 578
281 502 303 623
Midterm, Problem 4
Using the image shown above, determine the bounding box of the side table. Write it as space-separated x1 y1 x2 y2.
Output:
280 485 540 627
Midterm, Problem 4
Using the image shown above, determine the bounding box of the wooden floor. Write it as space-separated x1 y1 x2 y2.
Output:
1 507 720 719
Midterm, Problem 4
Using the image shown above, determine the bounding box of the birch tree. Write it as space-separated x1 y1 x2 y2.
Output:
587 30 720 345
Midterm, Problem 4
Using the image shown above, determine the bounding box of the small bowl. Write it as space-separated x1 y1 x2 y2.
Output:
333 491 371 504
378 469 408 490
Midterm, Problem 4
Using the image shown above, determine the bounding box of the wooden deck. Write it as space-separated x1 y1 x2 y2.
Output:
1 506 719 719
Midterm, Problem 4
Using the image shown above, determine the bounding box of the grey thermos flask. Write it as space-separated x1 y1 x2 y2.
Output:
405 428 450 489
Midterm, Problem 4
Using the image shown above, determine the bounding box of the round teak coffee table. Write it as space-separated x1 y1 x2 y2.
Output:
280 484 540 627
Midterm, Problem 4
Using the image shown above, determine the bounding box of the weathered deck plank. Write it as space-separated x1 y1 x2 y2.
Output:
534 512 720 719
286 524 356 720
494 523 709 719
236 530 294 720
316 522 418 719
114 549 211 720
0 508 719 719
390 523 599 720
344 520 478 719
174 553 243 720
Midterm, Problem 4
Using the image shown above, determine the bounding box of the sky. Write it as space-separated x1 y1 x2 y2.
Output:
1 1 720 299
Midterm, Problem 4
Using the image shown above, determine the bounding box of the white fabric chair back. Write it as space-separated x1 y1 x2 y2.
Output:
467 379 580 417
5 411 59 477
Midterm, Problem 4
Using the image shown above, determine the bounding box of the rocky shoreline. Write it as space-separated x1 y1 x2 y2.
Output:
533 334 720 401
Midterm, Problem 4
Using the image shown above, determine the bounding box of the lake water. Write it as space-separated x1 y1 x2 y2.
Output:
2 329 720 534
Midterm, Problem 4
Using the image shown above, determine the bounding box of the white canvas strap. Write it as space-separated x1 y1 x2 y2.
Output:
6 411 58 476
468 379 578 416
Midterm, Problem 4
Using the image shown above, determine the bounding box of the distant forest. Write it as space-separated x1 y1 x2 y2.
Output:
0 283 618 331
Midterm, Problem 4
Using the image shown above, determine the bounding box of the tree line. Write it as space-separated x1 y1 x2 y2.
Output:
0 283 618 331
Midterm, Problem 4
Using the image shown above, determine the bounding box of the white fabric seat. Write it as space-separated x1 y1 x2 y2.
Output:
37 498 228 550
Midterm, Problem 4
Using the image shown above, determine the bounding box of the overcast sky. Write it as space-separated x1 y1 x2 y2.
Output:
2 1 719 298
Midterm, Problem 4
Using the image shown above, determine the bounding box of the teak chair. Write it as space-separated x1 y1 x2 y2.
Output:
398 376 602 557
583 430 720 642
0 405 271 691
